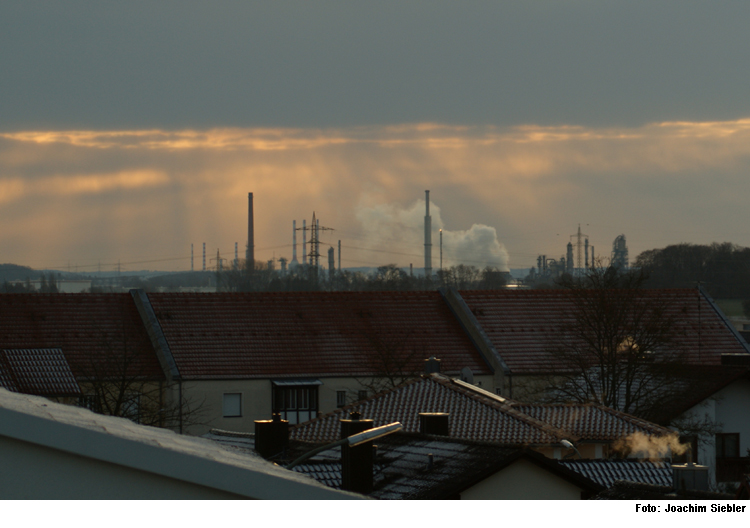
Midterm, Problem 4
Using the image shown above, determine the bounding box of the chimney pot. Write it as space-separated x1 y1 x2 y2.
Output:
419 412 450 436
254 415 289 458
340 416 375 494
424 356 441 374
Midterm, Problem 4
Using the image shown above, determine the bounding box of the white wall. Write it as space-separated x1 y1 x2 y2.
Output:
678 377 750 486
179 374 496 436
460 458 584 500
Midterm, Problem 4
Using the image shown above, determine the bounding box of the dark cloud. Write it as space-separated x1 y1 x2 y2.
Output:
2 1 749 131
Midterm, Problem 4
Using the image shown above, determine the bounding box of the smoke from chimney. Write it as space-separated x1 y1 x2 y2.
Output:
356 198 509 271
613 432 688 461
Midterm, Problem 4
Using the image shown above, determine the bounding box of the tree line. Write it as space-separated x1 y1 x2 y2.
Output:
217 262 509 292
635 242 750 299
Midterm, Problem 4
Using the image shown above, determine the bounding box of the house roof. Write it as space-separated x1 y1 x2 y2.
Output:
289 373 670 446
290 374 567 445
146 291 492 379
288 433 602 500
0 349 80 396
511 403 673 441
0 294 163 381
646 365 750 423
559 459 673 488
0 388 359 499
458 289 750 374
592 480 734 500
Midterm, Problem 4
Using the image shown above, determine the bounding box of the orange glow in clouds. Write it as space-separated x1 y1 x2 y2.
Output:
1 118 750 271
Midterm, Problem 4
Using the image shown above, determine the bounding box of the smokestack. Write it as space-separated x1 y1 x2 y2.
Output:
338 240 341 272
234 242 238 268
247 193 255 265
291 220 298 266
303 219 307 265
191 244 194 272
591 246 595 269
566 242 574 273
584 238 589 270
328 246 335 279
424 190 432 278
316 216 320 270
202 243 206 271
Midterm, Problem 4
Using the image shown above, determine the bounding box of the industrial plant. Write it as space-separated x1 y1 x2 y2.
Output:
527 227 629 283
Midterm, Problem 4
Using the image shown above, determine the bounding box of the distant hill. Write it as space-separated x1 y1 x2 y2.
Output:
0 263 37 283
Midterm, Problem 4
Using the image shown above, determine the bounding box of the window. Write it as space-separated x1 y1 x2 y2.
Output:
716 433 744 482
336 390 347 408
272 381 320 425
357 390 368 401
223 393 242 417
716 433 740 458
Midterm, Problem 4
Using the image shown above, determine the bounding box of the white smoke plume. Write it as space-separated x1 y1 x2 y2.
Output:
355 198 509 271
613 432 688 461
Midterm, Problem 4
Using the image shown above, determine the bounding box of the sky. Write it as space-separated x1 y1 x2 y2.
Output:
2 2 750 273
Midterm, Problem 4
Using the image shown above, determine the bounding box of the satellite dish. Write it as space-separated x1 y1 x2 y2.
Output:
460 367 474 384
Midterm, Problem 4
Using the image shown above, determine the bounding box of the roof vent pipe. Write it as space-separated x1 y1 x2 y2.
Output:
340 414 375 494
424 356 441 374
419 412 450 436
254 412 289 459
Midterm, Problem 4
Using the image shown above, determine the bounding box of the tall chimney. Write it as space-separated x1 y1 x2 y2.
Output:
247 193 255 265
584 238 589 270
424 190 432 278
202 243 206 271
338 240 341 272
191 243 194 272
328 246 335 279
291 220 298 266
303 219 307 265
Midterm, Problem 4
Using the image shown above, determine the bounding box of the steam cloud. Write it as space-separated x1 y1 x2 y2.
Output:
613 432 688 461
355 199 509 271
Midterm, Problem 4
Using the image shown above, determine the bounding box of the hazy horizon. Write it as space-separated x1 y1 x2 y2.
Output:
2 3 750 273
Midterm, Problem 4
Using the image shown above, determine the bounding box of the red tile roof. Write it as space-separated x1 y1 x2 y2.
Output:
147 291 491 379
458 289 749 374
0 349 80 396
0 294 163 381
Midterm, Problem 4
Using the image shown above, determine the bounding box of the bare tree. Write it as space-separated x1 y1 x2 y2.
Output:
542 264 691 421
73 307 205 430
356 329 425 396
